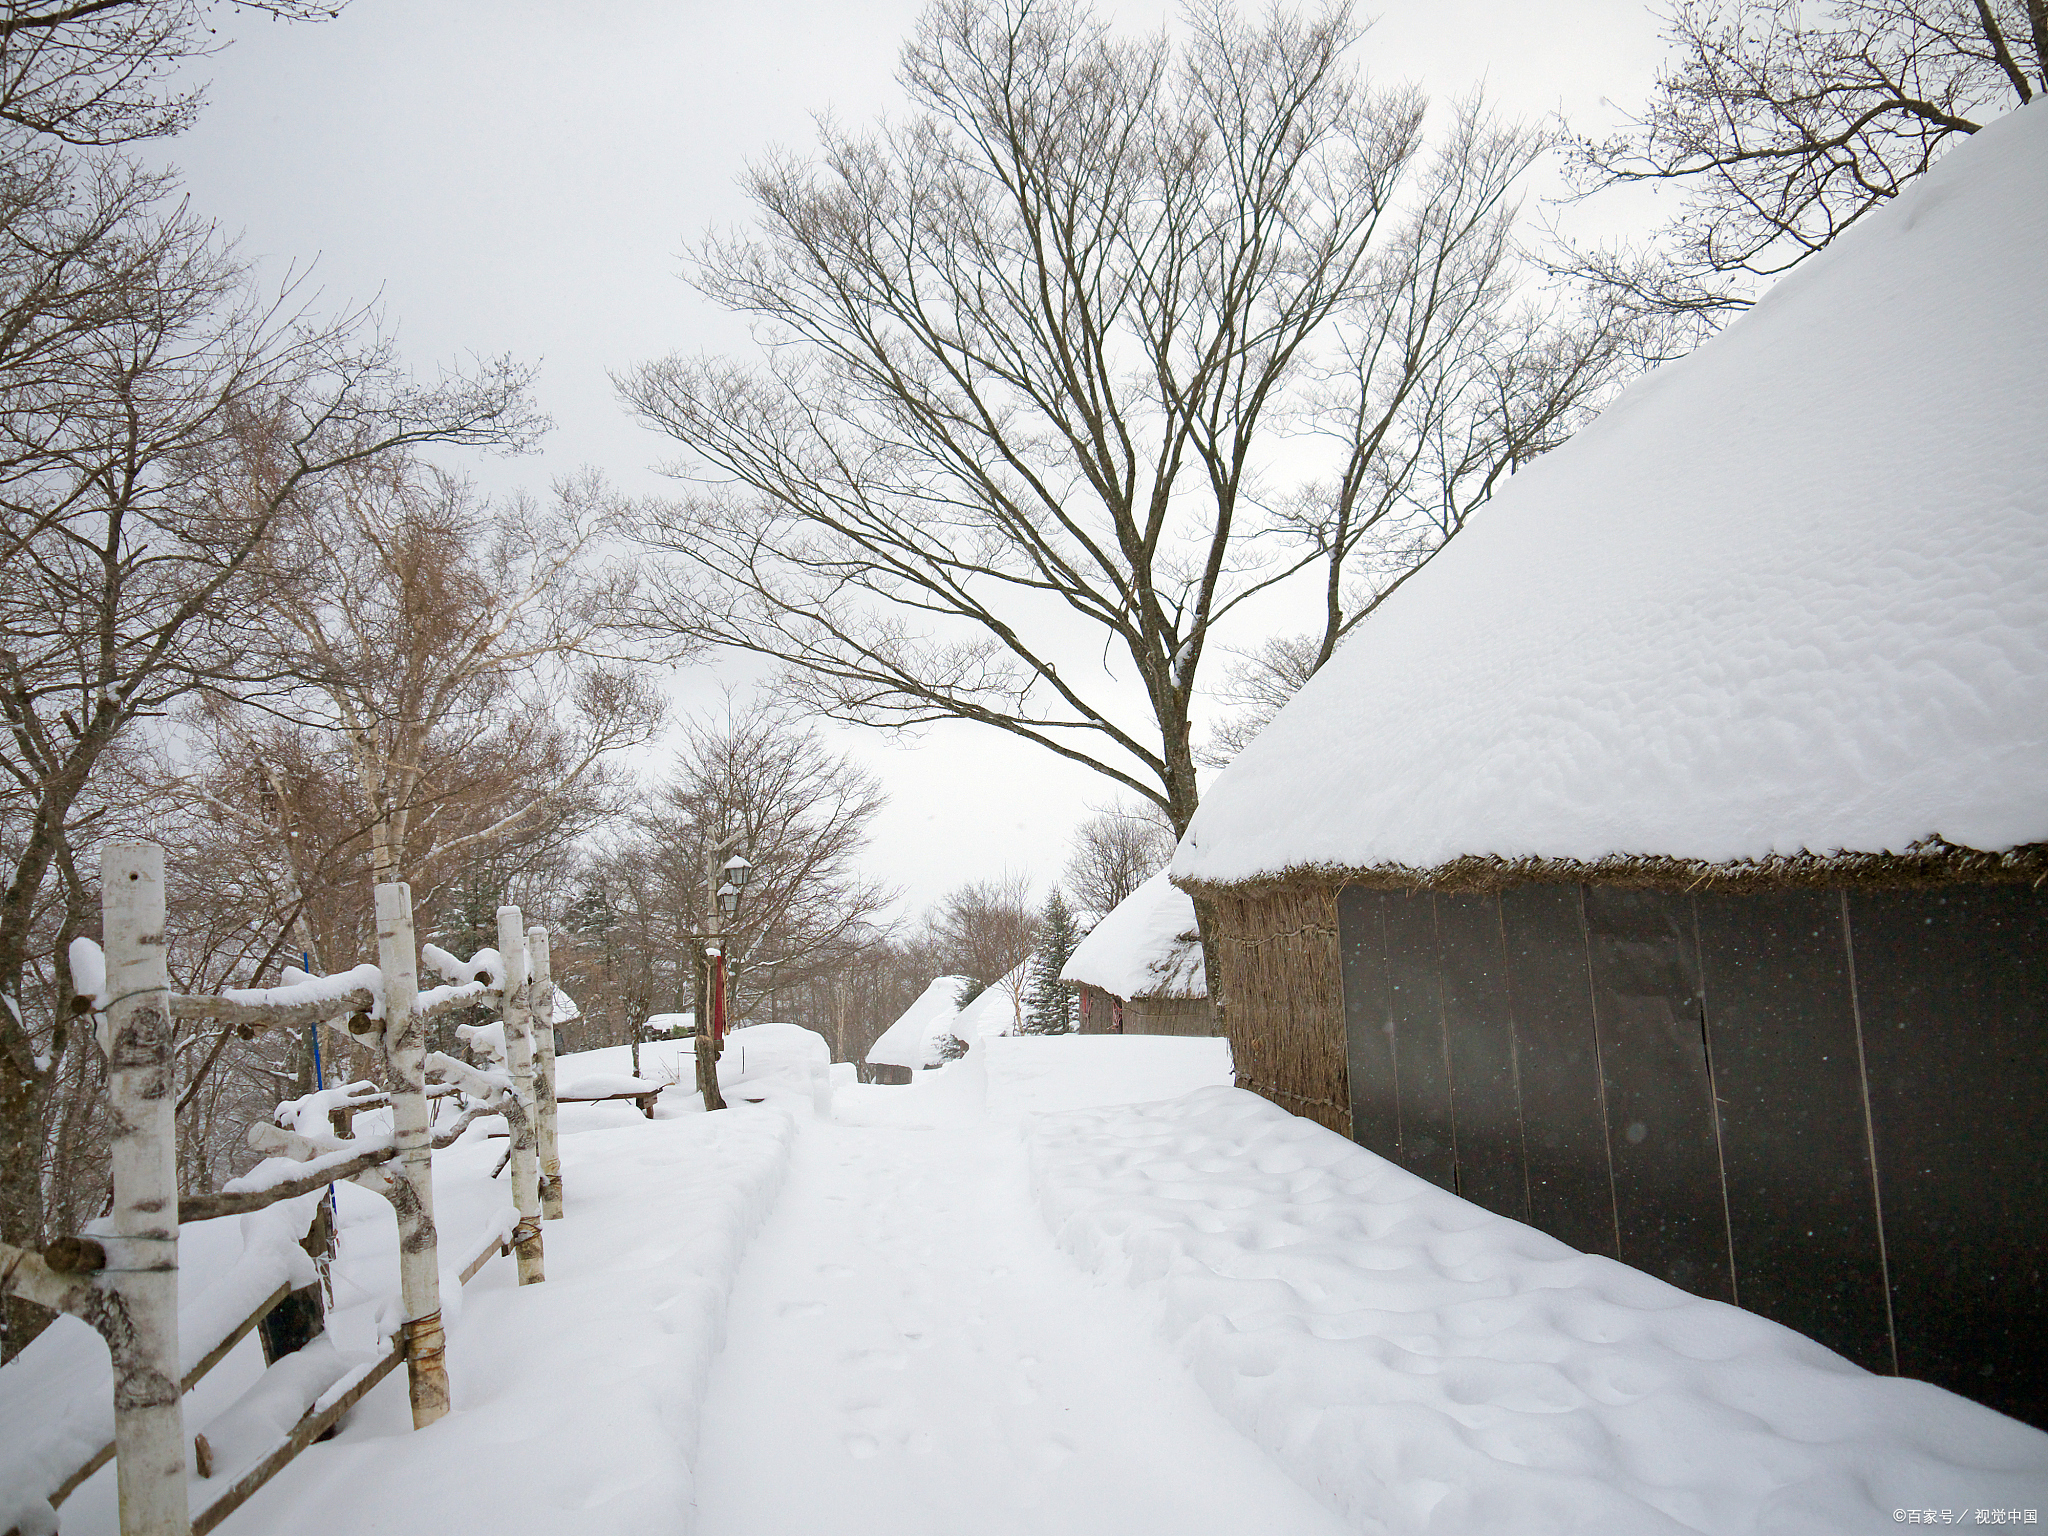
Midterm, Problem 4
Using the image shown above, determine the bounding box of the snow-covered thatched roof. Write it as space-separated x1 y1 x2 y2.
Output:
866 975 971 1069
1061 871 1206 1000
959 963 1027 1041
1176 104 2048 891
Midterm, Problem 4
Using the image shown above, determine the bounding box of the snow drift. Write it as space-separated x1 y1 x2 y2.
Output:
1029 1087 2048 1534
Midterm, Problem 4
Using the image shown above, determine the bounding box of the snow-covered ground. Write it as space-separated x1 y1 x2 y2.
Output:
1032 1088 2048 1534
695 1035 1343 1536
15 1031 2045 1534
22 1037 789 1536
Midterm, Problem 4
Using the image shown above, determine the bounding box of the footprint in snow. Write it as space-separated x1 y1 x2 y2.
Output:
845 1347 908 1371
1032 1435 1075 1470
779 1300 827 1318
844 1434 880 1459
819 1263 856 1278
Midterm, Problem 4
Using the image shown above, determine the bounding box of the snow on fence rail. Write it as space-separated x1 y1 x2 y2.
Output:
0 842 577 1536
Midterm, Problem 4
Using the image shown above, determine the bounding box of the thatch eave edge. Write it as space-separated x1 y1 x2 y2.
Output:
1174 838 2048 903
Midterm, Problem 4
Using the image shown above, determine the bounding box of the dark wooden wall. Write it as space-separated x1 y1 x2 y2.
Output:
1338 881 2047 1429
1076 984 1116 1034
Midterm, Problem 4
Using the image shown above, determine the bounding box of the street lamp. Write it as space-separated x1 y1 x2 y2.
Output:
693 840 753 1112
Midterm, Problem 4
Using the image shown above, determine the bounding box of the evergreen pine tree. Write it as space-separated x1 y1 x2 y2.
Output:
1022 887 1080 1034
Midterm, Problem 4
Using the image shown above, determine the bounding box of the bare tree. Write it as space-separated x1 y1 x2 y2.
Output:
925 872 1039 1007
591 700 897 1028
1198 634 1322 766
0 290 537 1294
1561 0 2042 351
0 0 539 1323
210 456 661 889
1 0 345 147
622 0 1627 838
1062 798 1175 913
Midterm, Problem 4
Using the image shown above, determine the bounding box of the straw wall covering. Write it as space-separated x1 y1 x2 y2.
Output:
1203 885 1349 1136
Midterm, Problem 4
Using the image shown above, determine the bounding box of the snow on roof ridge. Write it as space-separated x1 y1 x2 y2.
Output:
1176 102 2048 888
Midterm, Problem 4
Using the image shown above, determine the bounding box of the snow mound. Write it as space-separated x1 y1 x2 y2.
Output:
984 1033 1232 1116
720 1022 831 1105
0 1197 324 1522
866 975 972 1069
1177 101 2048 887
1061 870 1205 999
1029 1087 2048 1535
557 1072 659 1098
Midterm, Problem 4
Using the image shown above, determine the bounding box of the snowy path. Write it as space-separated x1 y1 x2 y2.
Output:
694 1098 1349 1536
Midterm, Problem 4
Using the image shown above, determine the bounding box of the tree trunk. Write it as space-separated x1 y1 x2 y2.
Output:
0 783 79 1351
101 842 190 1536
374 881 449 1428
693 938 725 1112
495 908 545 1283
527 925 563 1220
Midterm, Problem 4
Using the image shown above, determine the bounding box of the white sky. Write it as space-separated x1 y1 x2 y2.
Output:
165 0 1668 925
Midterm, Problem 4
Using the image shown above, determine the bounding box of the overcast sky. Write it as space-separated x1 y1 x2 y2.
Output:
163 0 1669 924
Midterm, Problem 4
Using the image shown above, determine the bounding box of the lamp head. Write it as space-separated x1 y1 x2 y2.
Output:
722 853 752 890
717 880 740 919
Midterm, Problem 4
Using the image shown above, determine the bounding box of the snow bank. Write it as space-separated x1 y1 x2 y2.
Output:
866 975 971 1069
1177 102 2048 886
0 1195 323 1527
984 1033 1232 1117
1028 1087 2048 1535
1061 870 1205 999
205 1107 796 1536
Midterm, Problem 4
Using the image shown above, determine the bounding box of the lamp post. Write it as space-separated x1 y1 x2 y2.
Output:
694 845 751 1111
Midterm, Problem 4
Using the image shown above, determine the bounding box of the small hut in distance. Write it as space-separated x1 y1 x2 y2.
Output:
1061 870 1213 1036
864 975 971 1084
1173 106 2048 1428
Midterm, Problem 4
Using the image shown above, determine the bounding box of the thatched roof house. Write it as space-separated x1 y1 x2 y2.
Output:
1172 105 2048 1426
864 975 970 1084
1060 871 1213 1036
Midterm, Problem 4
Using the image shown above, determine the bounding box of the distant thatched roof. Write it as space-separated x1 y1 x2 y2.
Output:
1061 871 1207 999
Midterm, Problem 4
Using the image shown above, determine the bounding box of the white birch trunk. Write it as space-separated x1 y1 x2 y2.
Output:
374 882 449 1428
101 842 189 1536
527 925 563 1220
495 908 545 1284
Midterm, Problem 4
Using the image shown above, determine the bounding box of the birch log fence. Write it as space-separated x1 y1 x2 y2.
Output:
0 841 583 1536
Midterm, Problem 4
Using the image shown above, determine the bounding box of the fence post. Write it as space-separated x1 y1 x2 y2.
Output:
528 925 563 1220
101 841 189 1536
496 908 545 1283
374 881 449 1428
